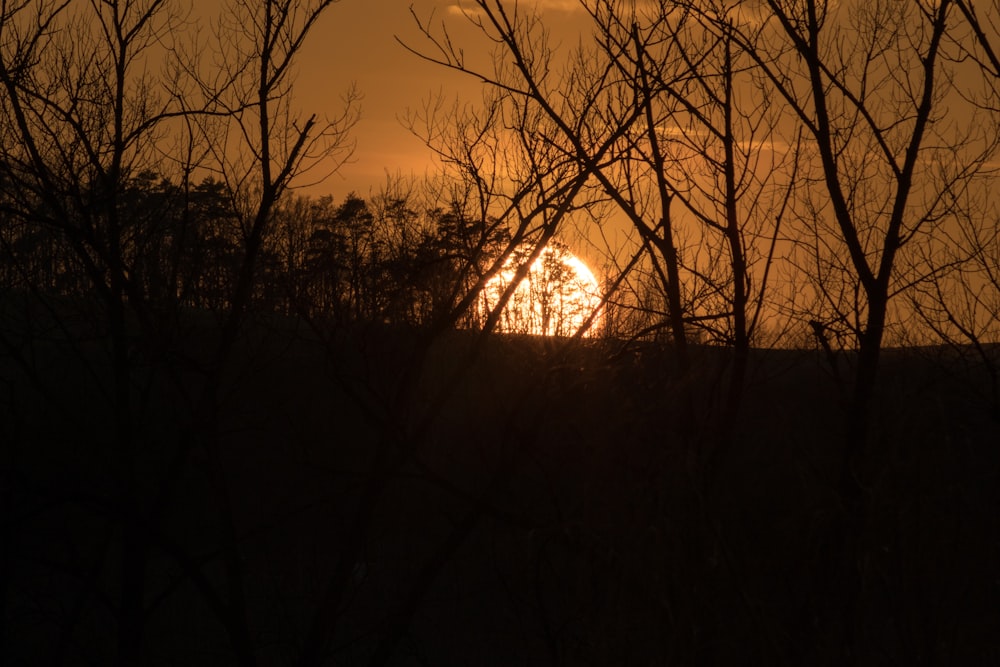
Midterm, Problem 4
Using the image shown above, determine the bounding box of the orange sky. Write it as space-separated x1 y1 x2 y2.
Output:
292 0 473 196
247 0 590 197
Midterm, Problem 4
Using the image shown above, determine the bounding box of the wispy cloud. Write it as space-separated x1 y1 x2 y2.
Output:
534 0 583 11
446 0 584 17
445 3 474 17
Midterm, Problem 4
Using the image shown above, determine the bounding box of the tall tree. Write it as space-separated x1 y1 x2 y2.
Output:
201 0 357 361
719 0 1000 659
727 0 999 479
408 1 802 470
585 1 800 452
0 3 198 662
0 1 356 664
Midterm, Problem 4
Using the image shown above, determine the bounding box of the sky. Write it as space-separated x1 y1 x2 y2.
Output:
268 0 591 197
292 0 474 196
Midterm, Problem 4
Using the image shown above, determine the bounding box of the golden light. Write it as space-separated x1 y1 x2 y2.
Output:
481 243 603 337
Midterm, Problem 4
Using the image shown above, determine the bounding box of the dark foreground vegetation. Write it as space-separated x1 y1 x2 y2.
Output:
4 0 1000 664
3 307 998 666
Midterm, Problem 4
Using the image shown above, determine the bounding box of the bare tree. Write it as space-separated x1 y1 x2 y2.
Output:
708 0 1000 659
195 0 357 356
908 0 1000 420
909 194 1000 419
290 74 607 667
0 1 356 664
397 3 1000 661
0 3 203 663
583 1 801 454
726 0 1000 479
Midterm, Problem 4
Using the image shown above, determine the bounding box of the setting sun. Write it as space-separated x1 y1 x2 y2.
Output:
480 243 602 337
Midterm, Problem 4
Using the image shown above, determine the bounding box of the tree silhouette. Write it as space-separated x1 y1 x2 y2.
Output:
0 1 354 664
401 1 1000 663
3 1 999 665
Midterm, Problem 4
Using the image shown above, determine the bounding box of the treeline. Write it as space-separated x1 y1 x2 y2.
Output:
1 172 516 330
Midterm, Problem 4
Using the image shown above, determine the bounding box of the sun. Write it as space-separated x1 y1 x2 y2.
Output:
480 242 603 337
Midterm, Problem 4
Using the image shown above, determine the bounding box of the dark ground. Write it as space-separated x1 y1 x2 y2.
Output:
2 311 999 665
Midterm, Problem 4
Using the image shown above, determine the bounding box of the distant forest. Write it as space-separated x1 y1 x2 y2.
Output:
2 1 999 666
1 172 520 329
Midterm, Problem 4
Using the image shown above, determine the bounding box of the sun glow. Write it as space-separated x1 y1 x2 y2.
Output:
481 243 603 337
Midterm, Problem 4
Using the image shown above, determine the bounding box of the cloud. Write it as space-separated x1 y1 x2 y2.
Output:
535 0 583 11
446 0 583 17
446 3 477 17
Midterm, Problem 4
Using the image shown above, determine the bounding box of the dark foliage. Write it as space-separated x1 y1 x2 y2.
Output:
3 0 999 660
2 302 998 664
